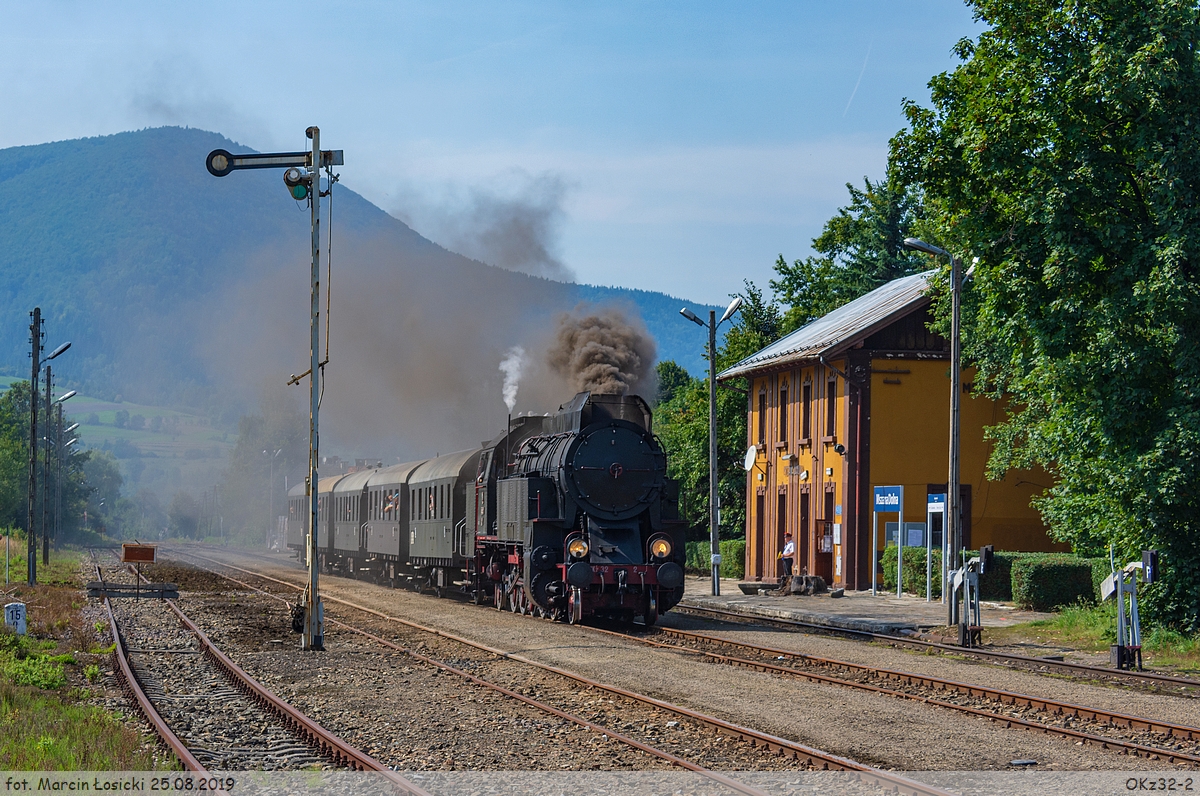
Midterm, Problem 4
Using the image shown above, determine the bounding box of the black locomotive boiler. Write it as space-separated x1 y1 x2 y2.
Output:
286 391 687 624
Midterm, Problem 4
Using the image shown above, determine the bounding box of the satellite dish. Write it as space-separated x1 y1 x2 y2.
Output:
743 446 757 471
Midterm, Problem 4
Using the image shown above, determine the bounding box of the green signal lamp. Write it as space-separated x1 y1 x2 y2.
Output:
283 167 311 201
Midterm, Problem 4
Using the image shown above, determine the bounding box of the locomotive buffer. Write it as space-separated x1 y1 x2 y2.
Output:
206 131 343 651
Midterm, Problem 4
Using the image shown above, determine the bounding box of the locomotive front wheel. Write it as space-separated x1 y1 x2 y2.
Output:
568 587 582 625
494 584 504 610
642 595 658 627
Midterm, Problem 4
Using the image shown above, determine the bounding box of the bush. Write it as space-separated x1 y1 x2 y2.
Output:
881 546 943 597
1011 555 1096 611
685 540 746 580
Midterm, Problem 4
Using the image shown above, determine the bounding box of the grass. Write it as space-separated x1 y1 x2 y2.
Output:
988 600 1200 671
0 539 176 769
0 682 165 769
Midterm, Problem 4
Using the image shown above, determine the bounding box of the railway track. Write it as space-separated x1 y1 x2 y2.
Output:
583 622 1200 766
171 548 960 796
91 554 429 791
674 604 1200 695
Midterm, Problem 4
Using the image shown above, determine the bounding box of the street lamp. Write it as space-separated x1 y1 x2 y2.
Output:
264 448 283 550
679 296 744 596
902 237 968 625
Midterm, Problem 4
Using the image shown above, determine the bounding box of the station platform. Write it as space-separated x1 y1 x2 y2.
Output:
675 575 1052 636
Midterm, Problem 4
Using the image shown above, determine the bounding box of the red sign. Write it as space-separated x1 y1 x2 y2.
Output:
121 544 157 564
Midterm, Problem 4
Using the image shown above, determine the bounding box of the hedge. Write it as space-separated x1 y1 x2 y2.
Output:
1010 555 1096 611
880 546 943 597
685 540 746 580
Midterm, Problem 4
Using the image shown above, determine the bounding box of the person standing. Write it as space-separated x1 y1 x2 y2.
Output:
780 532 795 578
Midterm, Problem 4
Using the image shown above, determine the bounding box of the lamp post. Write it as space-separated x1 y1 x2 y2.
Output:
57 423 78 552
679 296 744 596
265 448 283 550
44 387 75 565
902 238 966 626
26 332 70 585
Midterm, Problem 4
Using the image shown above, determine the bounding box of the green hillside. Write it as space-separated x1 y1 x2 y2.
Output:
0 127 719 411
0 377 232 496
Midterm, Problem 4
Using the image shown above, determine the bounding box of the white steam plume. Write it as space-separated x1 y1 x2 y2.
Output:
500 345 526 411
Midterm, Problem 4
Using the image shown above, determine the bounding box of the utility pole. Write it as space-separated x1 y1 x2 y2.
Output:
27 308 41 586
206 129 342 651
55 404 63 553
42 365 52 565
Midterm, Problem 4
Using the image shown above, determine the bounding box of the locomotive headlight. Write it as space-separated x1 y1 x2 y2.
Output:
568 539 590 559
650 538 672 559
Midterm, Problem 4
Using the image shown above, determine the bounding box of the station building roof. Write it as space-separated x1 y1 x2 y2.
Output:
716 269 936 381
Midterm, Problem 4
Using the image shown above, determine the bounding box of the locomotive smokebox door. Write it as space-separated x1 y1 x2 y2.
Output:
565 420 665 522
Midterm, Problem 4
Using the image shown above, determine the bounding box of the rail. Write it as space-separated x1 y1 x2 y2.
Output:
178 549 960 796
674 604 1200 692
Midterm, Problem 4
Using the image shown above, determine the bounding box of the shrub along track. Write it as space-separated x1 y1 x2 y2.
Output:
583 622 1200 766
91 552 429 791
673 604 1200 696
167 549 960 796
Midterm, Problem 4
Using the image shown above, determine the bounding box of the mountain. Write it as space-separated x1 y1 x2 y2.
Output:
0 127 719 458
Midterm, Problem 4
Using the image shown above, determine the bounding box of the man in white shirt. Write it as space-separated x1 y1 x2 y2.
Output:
781 532 795 578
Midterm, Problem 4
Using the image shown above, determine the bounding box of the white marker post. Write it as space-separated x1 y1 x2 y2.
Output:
926 493 946 603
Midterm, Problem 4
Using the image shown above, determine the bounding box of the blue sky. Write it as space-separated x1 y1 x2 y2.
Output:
1 1 980 304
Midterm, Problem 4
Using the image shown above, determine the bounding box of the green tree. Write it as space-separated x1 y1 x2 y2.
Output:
215 394 307 546
168 492 200 538
771 177 926 331
892 0 1200 628
655 360 692 406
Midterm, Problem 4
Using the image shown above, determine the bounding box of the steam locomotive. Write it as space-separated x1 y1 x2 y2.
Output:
285 391 687 624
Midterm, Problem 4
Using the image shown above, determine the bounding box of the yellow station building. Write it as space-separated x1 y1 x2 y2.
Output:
716 270 1064 590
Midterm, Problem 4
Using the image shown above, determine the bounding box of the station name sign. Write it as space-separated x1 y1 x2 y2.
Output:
873 486 902 511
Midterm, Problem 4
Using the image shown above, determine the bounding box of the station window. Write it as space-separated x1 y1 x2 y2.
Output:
826 378 837 437
777 493 787 551
801 381 812 441
799 492 810 556
779 387 788 442
757 392 766 445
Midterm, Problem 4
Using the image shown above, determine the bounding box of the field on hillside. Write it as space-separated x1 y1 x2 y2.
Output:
0 376 234 495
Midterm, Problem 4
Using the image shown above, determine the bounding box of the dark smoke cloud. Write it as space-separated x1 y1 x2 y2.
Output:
547 306 656 396
200 233 578 460
392 171 575 282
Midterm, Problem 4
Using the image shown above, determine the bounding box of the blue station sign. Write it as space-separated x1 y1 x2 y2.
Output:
927 493 946 514
873 486 902 512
